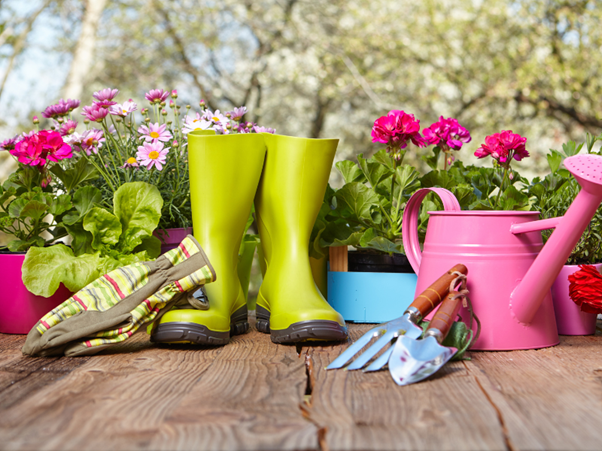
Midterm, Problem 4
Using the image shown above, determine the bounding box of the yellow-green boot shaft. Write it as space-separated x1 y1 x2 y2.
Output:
255 134 347 343
153 132 266 345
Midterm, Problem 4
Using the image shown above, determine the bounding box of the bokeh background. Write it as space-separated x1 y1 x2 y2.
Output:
1 0 601 299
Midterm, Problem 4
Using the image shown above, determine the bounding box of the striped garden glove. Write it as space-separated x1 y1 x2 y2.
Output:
22 235 216 357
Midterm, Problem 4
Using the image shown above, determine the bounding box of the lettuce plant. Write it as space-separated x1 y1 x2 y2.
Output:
22 181 163 297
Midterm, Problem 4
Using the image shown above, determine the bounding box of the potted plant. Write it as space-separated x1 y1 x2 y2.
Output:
0 122 94 333
315 111 471 322
529 134 602 335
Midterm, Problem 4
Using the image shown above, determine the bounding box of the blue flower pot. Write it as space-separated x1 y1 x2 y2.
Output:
327 270 418 323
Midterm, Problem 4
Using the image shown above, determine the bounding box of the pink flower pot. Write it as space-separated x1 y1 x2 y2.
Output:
0 253 71 334
154 227 193 254
551 264 600 335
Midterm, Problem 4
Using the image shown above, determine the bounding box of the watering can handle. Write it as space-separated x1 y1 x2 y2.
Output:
402 188 461 274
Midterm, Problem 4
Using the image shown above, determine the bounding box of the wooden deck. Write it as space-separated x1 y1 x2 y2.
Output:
2 318 602 451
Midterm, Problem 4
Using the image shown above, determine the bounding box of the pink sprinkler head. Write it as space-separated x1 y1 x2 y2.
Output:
564 154 602 196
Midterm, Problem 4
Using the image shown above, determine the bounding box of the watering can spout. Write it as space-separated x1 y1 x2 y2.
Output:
511 154 602 324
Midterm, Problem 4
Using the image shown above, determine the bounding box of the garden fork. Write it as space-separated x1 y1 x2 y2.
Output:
326 264 467 371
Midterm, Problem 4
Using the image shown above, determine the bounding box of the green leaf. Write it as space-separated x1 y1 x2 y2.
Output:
83 207 122 249
8 239 38 252
334 182 380 223
0 185 16 205
421 146 442 170
49 194 72 217
546 149 563 173
357 154 389 187
19 200 49 221
50 157 99 192
62 186 102 226
64 222 94 256
8 198 27 218
113 182 163 253
395 165 420 194
561 141 583 157
335 160 365 184
372 149 395 171
133 235 162 259
22 244 101 297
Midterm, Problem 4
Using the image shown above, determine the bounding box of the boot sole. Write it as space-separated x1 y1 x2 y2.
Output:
151 305 249 345
255 305 347 343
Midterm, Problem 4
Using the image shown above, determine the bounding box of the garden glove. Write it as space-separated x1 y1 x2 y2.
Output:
22 235 216 357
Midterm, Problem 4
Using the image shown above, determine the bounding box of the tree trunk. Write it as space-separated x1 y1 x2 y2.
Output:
62 0 108 100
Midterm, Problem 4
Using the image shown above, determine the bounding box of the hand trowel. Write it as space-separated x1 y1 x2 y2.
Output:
388 289 463 386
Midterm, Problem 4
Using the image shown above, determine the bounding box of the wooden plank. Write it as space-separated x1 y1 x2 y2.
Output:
0 332 225 451
329 247 348 272
150 327 318 451
304 325 509 451
469 330 602 451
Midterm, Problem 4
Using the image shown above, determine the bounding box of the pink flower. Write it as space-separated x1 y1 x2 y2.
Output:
171 89 178 97
182 113 211 134
82 104 108 122
58 119 78 136
371 110 425 149
109 99 138 117
253 125 275 134
10 130 72 166
0 136 19 151
226 106 247 121
137 141 169 170
145 89 169 104
122 156 140 169
423 116 471 150
42 99 81 118
474 130 529 164
207 109 229 127
65 129 104 155
138 122 172 143
93 88 119 108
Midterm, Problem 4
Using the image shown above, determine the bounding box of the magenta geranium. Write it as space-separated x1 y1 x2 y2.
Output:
423 116 471 169
145 89 169 104
137 141 169 170
371 110 425 152
474 130 529 165
10 130 72 167
82 104 109 122
138 122 173 143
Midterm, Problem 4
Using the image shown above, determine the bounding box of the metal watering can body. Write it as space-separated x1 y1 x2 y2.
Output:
402 155 602 350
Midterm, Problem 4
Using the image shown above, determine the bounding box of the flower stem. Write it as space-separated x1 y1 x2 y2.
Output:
494 165 509 210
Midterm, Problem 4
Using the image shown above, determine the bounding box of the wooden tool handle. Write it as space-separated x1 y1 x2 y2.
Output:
407 263 467 318
426 291 463 342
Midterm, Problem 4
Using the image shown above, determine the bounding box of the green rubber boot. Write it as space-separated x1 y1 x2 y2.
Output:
151 131 266 345
254 134 347 343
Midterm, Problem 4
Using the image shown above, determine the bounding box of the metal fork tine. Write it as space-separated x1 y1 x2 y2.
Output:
345 330 398 370
325 327 383 370
363 346 394 372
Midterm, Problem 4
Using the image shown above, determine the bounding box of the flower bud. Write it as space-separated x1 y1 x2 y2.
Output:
226 113 231 118
92 140 99 146
199 100 205 107
145 117 151 123
160 101 166 107
116 117 122 122
84 119 90 124
161 109 167 116
32 115 39 124
166 121 172 126
226 123 231 129
169 100 175 108
173 139 179 147
186 105 191 109
171 89 178 98
509 171 514 180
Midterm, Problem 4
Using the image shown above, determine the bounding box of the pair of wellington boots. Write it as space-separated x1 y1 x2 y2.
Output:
151 131 347 345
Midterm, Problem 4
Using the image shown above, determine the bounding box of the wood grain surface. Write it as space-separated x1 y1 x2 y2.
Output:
1 320 602 450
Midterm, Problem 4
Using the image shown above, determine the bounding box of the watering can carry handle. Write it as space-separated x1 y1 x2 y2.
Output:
402 188 461 274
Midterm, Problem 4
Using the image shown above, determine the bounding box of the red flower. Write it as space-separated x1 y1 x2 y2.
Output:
10 130 72 168
568 265 602 314
371 110 425 149
474 130 528 165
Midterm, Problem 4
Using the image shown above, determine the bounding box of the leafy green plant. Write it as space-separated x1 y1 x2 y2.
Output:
315 149 420 255
529 133 602 265
22 181 163 297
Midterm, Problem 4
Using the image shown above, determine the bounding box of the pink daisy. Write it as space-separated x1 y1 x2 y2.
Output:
138 122 172 143
137 141 169 170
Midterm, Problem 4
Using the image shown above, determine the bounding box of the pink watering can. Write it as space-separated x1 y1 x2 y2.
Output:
402 154 602 350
